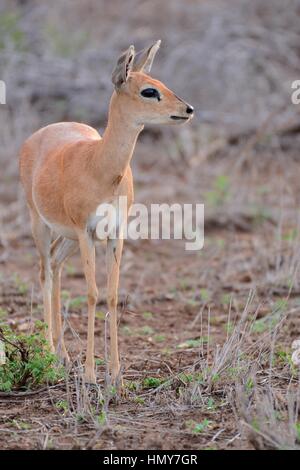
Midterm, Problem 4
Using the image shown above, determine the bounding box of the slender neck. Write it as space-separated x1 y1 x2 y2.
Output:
98 92 143 179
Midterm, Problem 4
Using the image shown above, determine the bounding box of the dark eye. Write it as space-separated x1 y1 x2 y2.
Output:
140 88 160 99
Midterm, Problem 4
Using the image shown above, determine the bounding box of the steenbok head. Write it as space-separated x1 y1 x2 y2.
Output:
111 41 194 126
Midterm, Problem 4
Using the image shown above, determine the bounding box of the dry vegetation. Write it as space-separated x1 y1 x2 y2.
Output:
0 0 300 450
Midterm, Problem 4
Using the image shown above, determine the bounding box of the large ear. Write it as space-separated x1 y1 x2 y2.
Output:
112 45 135 90
132 40 161 73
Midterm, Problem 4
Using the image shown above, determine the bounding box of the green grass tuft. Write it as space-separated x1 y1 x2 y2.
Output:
0 322 64 392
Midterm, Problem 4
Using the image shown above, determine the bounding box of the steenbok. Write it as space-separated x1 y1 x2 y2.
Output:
19 41 194 385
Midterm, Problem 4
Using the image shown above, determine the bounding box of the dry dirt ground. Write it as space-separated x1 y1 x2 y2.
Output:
1 136 300 450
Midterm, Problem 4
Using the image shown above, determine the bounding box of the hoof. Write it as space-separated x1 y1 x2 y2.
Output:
84 371 97 385
84 381 98 393
55 345 70 365
59 355 71 367
58 350 70 364
111 371 123 390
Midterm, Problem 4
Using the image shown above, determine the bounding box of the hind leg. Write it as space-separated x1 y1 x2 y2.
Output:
30 209 54 351
51 237 78 361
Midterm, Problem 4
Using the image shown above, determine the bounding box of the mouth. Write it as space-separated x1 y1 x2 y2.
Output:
170 115 190 121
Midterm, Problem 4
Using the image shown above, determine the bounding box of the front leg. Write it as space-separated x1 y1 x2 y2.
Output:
78 232 98 384
106 237 123 386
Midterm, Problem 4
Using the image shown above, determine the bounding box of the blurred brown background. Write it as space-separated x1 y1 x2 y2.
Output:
0 0 299 238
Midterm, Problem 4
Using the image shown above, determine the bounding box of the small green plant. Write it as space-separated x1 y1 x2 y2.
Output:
251 318 269 334
0 323 64 391
199 288 211 302
61 290 70 301
276 350 298 376
283 228 298 241
76 413 86 424
95 358 105 366
109 385 117 397
178 371 203 385
252 314 281 334
250 205 272 226
142 377 164 389
96 410 106 426
126 380 139 392
225 321 234 334
138 325 154 336
11 419 31 430
245 377 254 393
276 350 290 364
206 397 216 411
177 337 206 349
161 347 172 356
154 334 165 343
55 400 68 414
221 293 231 307
0 12 25 50
215 238 225 249
179 372 195 384
12 273 29 295
65 263 76 276
180 279 191 291
121 326 133 336
95 311 106 320
134 396 145 405
69 296 86 309
0 308 8 323
142 311 153 319
251 302 285 334
46 22 88 58
273 299 288 314
186 418 212 434
205 175 230 207
295 423 300 442
211 373 220 384
187 298 199 307
251 418 260 433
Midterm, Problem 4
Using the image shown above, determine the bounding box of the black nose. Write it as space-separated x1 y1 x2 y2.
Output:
186 105 194 114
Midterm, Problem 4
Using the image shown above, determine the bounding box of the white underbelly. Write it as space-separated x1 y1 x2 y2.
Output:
47 221 77 240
